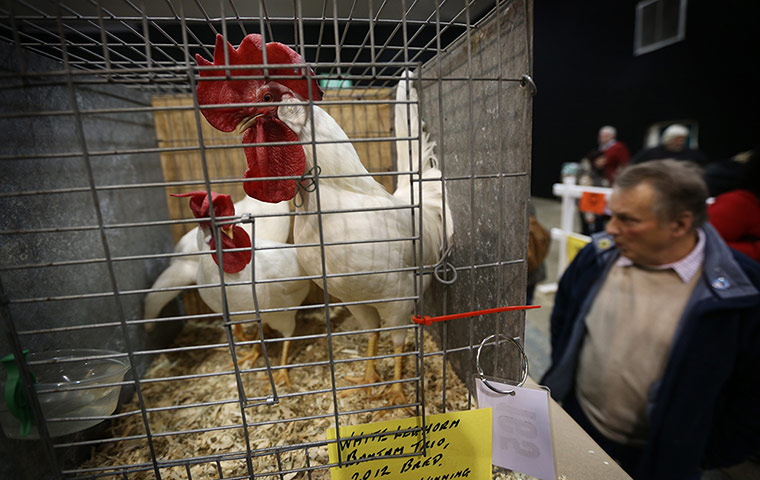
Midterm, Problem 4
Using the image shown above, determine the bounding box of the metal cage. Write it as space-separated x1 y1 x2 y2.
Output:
0 1 534 478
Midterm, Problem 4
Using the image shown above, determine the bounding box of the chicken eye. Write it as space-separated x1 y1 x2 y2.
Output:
263 92 274 102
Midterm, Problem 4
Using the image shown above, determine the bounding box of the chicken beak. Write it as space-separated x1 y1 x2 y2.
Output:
222 225 235 240
235 113 264 135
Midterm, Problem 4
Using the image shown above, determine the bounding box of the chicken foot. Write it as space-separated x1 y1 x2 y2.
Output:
382 344 407 406
231 323 262 366
232 321 293 386
269 340 292 387
367 344 412 420
342 334 408 409
342 332 382 397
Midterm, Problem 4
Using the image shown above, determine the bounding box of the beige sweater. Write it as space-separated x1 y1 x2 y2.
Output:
576 263 701 445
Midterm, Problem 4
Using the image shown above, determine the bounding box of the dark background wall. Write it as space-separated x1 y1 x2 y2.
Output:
531 0 759 197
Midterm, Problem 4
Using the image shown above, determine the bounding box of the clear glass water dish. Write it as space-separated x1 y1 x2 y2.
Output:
0 349 131 439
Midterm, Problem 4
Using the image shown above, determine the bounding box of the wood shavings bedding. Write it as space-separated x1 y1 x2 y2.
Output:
81 308 536 480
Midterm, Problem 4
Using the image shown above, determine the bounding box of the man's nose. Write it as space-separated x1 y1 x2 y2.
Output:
606 217 619 235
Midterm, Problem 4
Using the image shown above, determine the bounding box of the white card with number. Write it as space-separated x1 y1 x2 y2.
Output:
476 379 556 480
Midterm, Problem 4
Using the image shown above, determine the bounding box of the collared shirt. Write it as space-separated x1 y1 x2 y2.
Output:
616 228 705 283
599 139 616 151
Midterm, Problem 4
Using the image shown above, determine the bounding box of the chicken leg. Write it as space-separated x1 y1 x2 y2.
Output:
270 339 292 386
253 339 294 388
342 333 408 407
385 344 406 406
232 322 263 366
342 332 381 397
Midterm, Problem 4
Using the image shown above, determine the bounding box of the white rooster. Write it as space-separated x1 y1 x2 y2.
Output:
153 191 310 385
195 35 453 405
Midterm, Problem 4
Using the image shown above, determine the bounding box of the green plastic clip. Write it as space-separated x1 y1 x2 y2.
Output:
1 350 37 437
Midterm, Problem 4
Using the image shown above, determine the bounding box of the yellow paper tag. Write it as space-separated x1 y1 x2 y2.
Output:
566 233 591 264
327 409 492 480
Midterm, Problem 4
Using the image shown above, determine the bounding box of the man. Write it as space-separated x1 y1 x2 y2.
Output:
597 125 630 184
632 123 709 166
541 160 760 479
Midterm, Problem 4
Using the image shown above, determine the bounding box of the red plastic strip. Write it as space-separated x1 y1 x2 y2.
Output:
412 305 541 326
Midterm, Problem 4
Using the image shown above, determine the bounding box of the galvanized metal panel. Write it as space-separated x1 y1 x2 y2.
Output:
420 0 533 393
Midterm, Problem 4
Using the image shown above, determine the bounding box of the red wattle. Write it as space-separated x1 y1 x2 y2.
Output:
242 118 305 203
209 225 252 273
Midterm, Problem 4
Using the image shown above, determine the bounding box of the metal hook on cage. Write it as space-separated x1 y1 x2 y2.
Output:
294 165 322 208
475 334 529 396
433 244 457 285
434 260 458 285
520 74 537 96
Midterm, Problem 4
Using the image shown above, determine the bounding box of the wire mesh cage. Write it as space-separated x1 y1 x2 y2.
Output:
0 0 534 478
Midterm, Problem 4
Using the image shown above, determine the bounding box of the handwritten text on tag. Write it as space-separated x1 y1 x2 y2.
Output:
326 409 492 480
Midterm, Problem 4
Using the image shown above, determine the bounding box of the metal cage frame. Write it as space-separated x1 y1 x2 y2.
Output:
0 1 534 478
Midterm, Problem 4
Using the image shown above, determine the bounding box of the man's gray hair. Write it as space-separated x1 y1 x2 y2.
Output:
614 159 708 228
599 125 617 137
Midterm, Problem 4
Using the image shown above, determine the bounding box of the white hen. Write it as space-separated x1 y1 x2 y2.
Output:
145 193 309 385
143 196 290 327
186 191 310 385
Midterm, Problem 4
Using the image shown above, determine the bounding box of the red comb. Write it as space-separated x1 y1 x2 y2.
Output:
171 191 235 220
172 191 251 273
195 34 323 130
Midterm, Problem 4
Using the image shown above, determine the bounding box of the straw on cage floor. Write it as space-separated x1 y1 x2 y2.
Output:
83 307 537 480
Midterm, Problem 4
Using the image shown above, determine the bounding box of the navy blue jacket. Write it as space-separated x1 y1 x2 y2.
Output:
541 224 760 479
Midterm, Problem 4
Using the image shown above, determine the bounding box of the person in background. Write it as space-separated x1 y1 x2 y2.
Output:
708 146 760 262
597 125 630 184
632 123 709 166
527 201 549 304
704 147 755 198
576 149 610 235
541 160 760 480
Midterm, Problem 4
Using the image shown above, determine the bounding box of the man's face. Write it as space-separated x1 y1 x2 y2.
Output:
598 131 613 145
665 135 687 152
605 182 675 266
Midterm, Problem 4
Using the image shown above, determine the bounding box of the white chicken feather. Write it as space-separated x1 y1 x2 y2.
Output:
276 71 453 402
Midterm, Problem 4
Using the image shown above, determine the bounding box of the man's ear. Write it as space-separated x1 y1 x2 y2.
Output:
671 210 695 237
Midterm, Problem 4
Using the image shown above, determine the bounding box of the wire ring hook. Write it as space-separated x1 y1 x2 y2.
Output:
520 74 537 96
294 165 322 208
434 261 458 285
476 334 529 395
